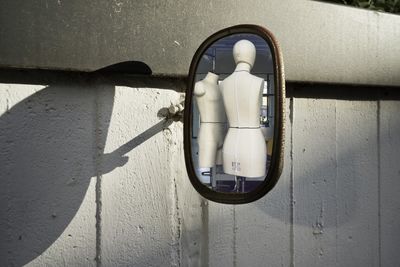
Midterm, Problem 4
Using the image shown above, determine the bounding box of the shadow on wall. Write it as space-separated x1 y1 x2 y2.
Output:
0 73 179 266
0 66 183 266
0 79 116 266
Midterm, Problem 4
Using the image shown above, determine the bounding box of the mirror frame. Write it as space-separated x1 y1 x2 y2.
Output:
184 24 285 204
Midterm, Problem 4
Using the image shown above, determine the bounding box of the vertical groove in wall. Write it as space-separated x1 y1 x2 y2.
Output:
167 123 182 267
334 100 338 267
5 88 10 112
377 100 381 267
4 88 12 266
94 85 102 267
95 165 102 267
232 206 237 267
172 174 182 267
289 95 294 267
200 199 209 266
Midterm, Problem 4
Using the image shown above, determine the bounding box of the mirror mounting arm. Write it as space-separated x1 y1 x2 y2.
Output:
167 93 185 121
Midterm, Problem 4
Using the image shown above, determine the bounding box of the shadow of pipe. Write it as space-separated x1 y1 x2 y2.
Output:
101 118 174 175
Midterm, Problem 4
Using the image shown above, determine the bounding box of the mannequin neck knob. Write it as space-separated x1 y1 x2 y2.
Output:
205 72 219 83
235 62 252 72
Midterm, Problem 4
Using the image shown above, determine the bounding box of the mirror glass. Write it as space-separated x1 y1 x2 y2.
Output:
190 33 275 194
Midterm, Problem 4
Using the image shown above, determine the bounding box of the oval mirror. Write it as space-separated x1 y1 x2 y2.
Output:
184 25 285 204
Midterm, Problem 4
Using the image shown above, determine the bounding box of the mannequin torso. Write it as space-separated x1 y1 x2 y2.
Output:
220 71 264 127
194 72 227 168
194 72 226 123
220 62 267 178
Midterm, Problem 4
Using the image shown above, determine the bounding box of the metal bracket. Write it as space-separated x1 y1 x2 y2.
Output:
167 93 185 120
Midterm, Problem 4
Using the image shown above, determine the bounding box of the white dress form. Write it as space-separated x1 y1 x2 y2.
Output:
194 72 227 168
220 40 267 178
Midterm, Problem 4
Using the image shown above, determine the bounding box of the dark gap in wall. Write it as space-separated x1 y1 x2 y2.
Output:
0 68 186 92
287 82 400 100
0 68 93 85
1 68 399 99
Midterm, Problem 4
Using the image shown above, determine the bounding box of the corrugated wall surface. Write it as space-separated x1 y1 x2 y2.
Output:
0 80 399 267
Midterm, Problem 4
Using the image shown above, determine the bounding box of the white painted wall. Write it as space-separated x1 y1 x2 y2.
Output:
1 81 399 267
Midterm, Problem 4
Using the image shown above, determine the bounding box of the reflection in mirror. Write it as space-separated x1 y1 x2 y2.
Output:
191 33 274 193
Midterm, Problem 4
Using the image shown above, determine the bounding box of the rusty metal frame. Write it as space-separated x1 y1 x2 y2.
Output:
184 24 285 204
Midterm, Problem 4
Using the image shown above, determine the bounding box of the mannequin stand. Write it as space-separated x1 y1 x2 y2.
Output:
211 167 217 190
233 176 246 192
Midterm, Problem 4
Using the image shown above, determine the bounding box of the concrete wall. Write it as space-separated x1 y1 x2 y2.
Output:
0 76 399 267
1 0 400 87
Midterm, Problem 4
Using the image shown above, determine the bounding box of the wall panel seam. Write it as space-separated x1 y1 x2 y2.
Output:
377 100 382 267
94 86 102 267
289 95 294 267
